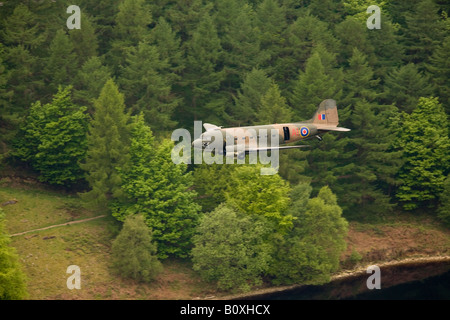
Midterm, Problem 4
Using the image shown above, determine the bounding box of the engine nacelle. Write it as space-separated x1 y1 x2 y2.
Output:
225 145 235 157
236 151 246 160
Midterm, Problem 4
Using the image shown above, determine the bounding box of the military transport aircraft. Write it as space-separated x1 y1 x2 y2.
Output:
192 99 350 159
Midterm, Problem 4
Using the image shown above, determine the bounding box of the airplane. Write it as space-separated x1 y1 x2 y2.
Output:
192 99 350 159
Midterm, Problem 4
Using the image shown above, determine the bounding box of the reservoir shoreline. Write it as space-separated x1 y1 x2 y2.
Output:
217 255 450 300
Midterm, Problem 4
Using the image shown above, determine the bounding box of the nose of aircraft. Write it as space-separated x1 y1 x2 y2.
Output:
192 138 202 148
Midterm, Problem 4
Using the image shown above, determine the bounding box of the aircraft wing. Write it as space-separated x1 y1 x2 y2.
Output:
315 125 351 132
246 145 311 153
203 123 221 131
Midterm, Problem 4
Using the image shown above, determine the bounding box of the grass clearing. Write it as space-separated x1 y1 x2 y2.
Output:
1 183 217 300
0 184 99 235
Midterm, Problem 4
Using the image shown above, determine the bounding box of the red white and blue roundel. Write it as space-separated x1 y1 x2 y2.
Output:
300 126 310 137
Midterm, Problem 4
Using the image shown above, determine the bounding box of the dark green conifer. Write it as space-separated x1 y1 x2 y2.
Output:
80 79 131 208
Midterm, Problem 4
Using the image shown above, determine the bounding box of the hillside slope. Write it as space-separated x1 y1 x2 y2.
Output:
1 181 449 299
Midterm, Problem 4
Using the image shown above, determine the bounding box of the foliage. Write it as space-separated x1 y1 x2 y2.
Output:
111 214 162 283
290 46 342 119
73 56 112 109
394 97 449 210
231 68 271 126
107 0 152 73
112 116 200 259
223 165 294 233
80 79 131 207
0 208 28 299
257 82 293 124
383 63 435 113
13 86 88 186
119 41 179 133
43 30 78 95
181 12 226 124
269 186 348 285
402 0 446 67
0 4 44 112
0 0 450 296
192 163 232 213
191 204 271 292
68 14 99 66
427 36 450 113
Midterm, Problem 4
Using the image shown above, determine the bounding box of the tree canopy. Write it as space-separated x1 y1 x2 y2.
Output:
1 0 449 295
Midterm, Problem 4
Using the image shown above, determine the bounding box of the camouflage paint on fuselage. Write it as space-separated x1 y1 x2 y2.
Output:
219 122 319 153
194 99 350 157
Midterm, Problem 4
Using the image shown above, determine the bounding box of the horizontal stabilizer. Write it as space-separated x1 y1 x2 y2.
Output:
247 145 311 153
316 126 351 132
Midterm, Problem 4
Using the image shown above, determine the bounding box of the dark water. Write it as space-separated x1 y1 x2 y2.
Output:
348 269 450 300
246 267 450 300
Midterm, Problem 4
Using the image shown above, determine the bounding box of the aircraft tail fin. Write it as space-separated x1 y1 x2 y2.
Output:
311 99 339 126
310 99 351 132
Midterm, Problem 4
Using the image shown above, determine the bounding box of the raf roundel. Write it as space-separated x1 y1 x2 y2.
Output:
300 126 310 137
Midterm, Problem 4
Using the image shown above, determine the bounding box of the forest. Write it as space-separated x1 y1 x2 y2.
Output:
0 0 449 298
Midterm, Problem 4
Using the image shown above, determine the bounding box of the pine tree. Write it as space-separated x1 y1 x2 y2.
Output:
334 17 376 67
337 100 400 218
213 0 243 38
74 0 121 55
274 12 340 85
383 63 435 113
44 30 78 94
112 116 201 258
255 0 287 69
0 45 12 115
366 17 405 79
339 49 401 216
290 47 342 119
218 2 268 89
386 0 421 27
308 49 401 218
80 79 131 208
1 4 44 111
113 0 152 44
107 0 152 73
111 214 162 283
119 41 179 133
277 149 310 186
68 14 99 66
73 56 112 109
308 0 345 25
403 0 446 67
341 47 380 107
149 17 185 81
163 0 210 41
181 13 226 124
2 45 41 113
0 4 45 50
290 46 344 196
427 36 450 113
257 82 293 124
394 97 449 210
13 86 88 186
231 68 272 126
